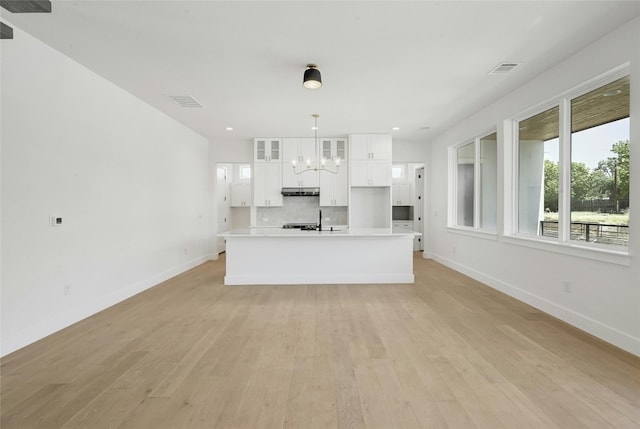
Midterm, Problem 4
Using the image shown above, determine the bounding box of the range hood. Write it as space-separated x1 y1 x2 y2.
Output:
281 187 320 196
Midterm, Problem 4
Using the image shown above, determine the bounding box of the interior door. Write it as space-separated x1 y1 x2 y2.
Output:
216 166 230 253
415 167 425 251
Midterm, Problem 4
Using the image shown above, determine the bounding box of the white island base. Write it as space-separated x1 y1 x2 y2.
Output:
223 228 416 285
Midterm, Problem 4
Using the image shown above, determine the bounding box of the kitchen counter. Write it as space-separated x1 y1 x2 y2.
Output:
221 227 419 238
220 227 419 285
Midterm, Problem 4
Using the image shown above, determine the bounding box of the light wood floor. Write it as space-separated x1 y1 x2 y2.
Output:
2 254 639 429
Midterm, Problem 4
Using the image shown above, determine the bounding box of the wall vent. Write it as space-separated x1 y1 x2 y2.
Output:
488 62 521 75
167 95 203 108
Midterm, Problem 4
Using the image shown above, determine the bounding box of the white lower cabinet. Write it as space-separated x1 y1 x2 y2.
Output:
392 221 420 250
253 163 283 207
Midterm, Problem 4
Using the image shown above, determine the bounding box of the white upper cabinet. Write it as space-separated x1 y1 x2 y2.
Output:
253 162 283 207
350 134 392 187
282 138 319 187
254 138 281 162
351 160 392 186
350 134 392 160
321 138 347 162
320 164 348 206
319 140 348 206
231 183 251 207
392 182 413 206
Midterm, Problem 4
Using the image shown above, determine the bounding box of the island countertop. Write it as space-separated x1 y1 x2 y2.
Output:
220 227 420 238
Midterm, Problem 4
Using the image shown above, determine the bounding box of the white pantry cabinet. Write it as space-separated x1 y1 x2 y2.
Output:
253 163 282 207
254 138 281 162
231 183 251 207
282 138 319 187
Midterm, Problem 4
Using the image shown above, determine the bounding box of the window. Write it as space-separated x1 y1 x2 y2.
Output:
239 165 251 180
456 142 475 227
569 76 629 246
392 165 405 180
517 106 560 236
451 131 497 231
515 70 630 249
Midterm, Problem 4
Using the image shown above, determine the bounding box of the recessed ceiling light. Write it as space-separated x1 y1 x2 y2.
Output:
392 127 400 131
311 126 318 130
225 127 233 131
602 89 622 97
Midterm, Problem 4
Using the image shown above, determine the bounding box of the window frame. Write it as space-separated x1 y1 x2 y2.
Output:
507 64 631 262
448 129 498 234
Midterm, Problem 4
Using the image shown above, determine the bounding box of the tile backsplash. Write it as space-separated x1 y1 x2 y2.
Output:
256 196 348 226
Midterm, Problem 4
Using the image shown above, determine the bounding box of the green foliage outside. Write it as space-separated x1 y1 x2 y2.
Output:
543 140 630 220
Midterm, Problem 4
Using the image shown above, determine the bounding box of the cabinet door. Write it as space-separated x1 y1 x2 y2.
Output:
266 163 283 206
269 139 280 161
369 134 392 160
350 160 369 186
349 135 370 160
255 138 281 162
298 138 316 163
335 139 347 161
333 164 348 205
255 139 267 161
319 170 334 206
368 160 392 186
231 183 251 207
253 163 282 206
392 182 413 205
321 139 333 160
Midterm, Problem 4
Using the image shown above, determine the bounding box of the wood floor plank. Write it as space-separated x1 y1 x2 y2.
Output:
1 254 638 429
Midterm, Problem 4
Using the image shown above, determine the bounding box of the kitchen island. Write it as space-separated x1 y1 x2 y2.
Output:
220 227 419 285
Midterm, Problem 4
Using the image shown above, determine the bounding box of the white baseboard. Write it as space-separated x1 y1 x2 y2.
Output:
1 255 209 357
430 253 640 357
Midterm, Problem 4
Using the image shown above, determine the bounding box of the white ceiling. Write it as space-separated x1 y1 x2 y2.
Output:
3 1 639 145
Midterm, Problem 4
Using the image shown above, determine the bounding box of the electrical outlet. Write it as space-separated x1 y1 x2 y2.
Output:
63 284 71 296
563 281 572 293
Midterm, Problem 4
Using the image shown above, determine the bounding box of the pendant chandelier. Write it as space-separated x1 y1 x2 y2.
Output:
292 114 339 175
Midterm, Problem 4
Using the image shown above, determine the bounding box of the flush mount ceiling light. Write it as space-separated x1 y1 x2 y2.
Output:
303 64 322 89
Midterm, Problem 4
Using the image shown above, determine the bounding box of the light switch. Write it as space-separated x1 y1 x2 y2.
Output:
50 216 63 227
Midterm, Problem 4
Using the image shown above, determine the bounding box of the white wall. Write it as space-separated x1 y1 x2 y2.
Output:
1 24 211 356
426 17 640 355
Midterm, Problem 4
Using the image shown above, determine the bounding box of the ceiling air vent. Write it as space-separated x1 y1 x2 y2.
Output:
167 95 203 108
488 62 521 75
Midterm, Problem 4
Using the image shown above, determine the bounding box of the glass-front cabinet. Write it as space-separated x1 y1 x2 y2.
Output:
254 138 281 162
